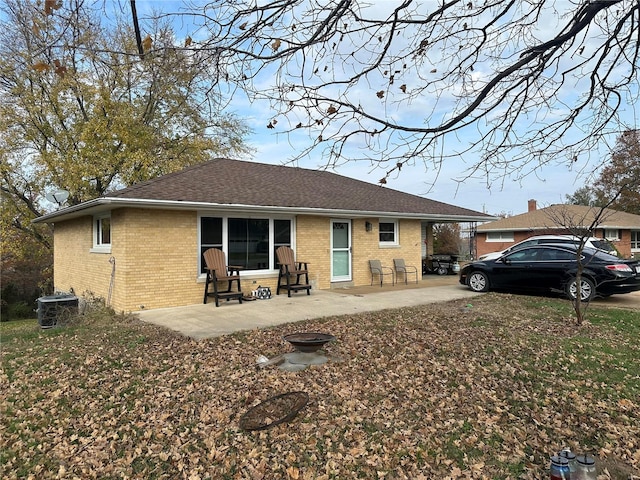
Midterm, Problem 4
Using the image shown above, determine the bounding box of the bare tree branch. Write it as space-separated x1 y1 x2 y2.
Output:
171 0 639 184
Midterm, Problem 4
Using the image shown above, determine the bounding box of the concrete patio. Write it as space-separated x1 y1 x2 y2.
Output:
135 275 640 340
136 276 478 339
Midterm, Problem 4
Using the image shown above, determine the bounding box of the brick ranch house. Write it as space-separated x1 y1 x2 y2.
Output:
34 159 494 312
475 199 640 259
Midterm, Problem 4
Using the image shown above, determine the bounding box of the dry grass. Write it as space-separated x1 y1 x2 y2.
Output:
1 293 639 479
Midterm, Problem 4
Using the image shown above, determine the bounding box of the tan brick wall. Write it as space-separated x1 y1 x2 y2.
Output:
54 209 205 311
53 211 425 311
117 209 201 310
352 219 422 286
53 216 113 301
54 208 279 311
295 215 331 289
296 217 423 288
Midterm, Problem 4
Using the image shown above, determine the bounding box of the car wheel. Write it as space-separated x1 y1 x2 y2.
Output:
467 271 489 292
565 276 595 302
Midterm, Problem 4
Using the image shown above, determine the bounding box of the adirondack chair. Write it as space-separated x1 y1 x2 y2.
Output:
393 258 419 284
369 260 395 286
202 248 243 306
276 246 311 297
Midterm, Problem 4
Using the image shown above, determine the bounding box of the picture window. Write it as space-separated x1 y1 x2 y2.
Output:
199 216 292 273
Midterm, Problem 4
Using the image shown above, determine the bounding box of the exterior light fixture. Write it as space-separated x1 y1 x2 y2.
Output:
365 221 373 232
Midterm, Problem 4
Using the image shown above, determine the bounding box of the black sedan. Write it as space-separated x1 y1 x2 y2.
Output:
459 244 640 301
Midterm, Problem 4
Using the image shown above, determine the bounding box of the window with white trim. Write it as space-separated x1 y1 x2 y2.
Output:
379 220 398 245
199 216 292 273
486 232 514 242
604 228 620 241
631 231 640 251
92 214 111 252
200 217 223 272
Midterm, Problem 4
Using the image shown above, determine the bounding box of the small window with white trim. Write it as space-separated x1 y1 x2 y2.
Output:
92 214 111 252
604 229 620 241
379 220 398 245
486 232 514 242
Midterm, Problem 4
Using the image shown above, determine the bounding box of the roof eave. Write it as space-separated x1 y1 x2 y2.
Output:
33 198 497 224
477 224 638 232
477 227 541 232
32 198 106 224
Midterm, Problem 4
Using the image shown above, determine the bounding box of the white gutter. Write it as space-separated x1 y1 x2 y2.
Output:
33 197 497 224
478 224 637 232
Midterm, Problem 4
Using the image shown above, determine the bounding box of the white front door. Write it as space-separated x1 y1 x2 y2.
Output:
331 220 352 282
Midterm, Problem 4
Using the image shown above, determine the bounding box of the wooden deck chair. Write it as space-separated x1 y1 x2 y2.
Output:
369 260 394 286
202 248 243 306
276 246 311 297
393 258 419 284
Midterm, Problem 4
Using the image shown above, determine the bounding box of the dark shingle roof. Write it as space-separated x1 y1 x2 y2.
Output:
109 158 489 218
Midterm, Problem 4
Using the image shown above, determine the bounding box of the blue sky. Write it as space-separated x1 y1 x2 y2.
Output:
130 1 639 216
236 105 606 216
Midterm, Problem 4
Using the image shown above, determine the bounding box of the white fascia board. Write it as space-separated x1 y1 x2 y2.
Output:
477 227 542 232
421 214 499 222
33 197 496 224
477 226 590 232
599 224 640 229
477 222 640 232
32 198 105 223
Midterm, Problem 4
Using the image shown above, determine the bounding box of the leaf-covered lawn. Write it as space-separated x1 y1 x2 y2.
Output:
1 293 639 479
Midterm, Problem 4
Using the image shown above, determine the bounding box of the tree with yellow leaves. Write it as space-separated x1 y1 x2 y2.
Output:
0 0 250 303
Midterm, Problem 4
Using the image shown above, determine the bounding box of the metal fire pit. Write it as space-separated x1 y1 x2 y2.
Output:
283 332 335 353
239 391 309 431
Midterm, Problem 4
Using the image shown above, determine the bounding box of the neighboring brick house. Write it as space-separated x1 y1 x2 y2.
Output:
476 199 640 259
34 159 493 311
